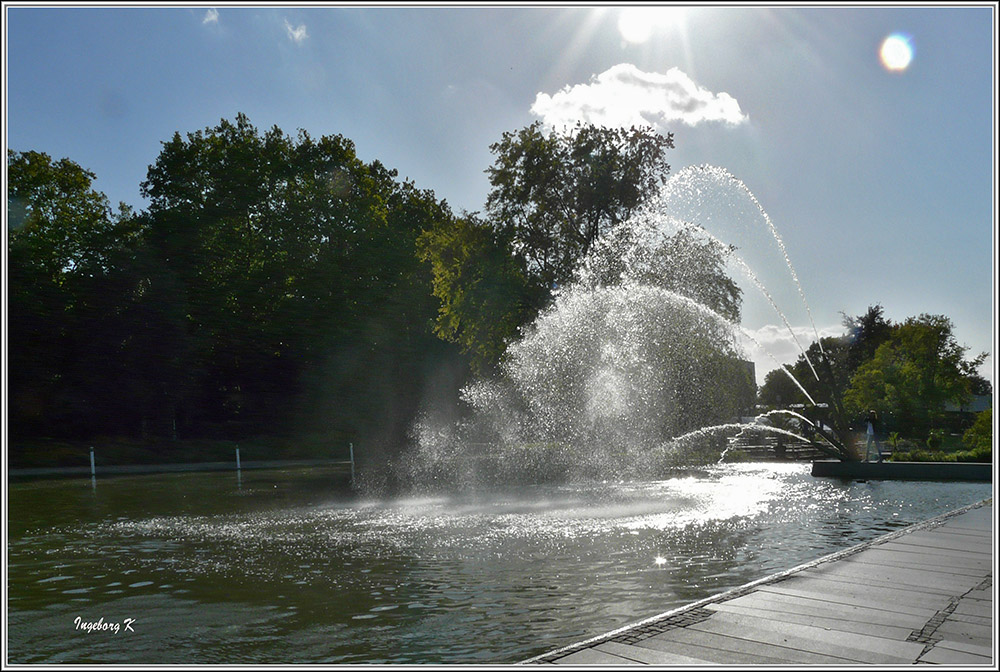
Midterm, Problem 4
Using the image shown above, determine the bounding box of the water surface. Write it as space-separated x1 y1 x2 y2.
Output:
7 463 992 664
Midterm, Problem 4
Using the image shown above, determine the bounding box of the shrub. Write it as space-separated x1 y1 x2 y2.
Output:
926 429 946 451
962 408 992 453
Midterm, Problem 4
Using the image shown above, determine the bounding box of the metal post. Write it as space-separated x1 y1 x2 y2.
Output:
236 446 241 470
89 447 96 477
349 442 355 485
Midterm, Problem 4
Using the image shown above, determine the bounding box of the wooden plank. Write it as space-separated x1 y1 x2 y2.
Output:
783 573 963 607
754 583 940 618
721 591 930 629
551 647 642 665
633 635 795 665
797 566 978 598
926 638 994 658
705 602 916 641
594 641 713 664
930 524 993 538
952 600 995 619
919 646 993 665
938 505 993 526
526 501 993 667
947 611 992 627
828 550 989 579
802 560 982 593
934 619 993 644
646 626 856 664
686 610 925 664
851 546 992 572
887 533 992 555
882 533 992 553
962 587 992 601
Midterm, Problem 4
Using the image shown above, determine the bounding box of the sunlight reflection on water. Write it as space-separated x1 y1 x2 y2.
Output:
7 462 992 664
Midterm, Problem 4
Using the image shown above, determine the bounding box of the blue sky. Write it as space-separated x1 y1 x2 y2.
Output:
5 4 996 386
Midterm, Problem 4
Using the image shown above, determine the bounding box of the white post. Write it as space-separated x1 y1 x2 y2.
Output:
349 442 355 485
89 447 96 477
235 446 241 470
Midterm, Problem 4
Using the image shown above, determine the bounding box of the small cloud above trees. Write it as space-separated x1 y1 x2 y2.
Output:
202 8 219 25
531 63 749 133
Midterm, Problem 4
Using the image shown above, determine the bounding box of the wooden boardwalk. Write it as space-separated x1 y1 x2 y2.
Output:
525 499 994 666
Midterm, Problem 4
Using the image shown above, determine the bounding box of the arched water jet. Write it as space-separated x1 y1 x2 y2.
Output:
582 215 820 382
684 165 827 356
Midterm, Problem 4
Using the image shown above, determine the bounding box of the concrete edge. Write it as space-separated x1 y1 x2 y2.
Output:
519 497 994 664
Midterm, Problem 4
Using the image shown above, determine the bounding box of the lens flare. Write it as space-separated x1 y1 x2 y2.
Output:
879 33 914 72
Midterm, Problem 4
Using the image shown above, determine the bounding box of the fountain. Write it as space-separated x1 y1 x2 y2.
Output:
401 165 855 491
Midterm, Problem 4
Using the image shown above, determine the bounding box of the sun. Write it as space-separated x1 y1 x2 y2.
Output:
880 33 914 72
618 7 686 44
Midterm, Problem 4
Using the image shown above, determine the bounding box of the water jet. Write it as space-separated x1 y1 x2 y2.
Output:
404 166 858 489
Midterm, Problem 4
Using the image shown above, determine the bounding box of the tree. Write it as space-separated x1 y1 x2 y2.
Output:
417 213 537 374
484 121 674 305
962 408 991 455
841 304 895 373
420 122 676 373
761 305 893 421
7 150 147 439
139 114 462 450
842 314 986 438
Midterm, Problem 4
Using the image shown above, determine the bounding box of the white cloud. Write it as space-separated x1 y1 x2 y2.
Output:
284 19 308 44
202 8 218 25
531 63 748 132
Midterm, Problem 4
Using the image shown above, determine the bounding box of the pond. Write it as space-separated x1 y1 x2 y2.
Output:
6 462 992 664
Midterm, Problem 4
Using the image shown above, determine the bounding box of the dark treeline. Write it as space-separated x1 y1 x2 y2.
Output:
8 114 676 463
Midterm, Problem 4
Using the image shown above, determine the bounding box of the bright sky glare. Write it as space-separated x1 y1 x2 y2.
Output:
4 4 996 387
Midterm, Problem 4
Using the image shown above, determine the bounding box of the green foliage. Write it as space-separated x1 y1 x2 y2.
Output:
485 121 674 304
926 428 946 450
889 445 991 463
841 304 895 373
7 150 145 438
138 114 463 445
721 449 750 463
419 121 677 374
842 314 985 439
579 223 744 323
887 431 901 451
417 214 537 374
9 115 467 456
758 336 850 409
962 408 992 452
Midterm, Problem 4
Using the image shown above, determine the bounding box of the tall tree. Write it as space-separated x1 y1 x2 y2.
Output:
140 114 462 448
484 121 674 302
841 304 895 372
7 150 142 438
842 314 985 438
420 122 675 373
